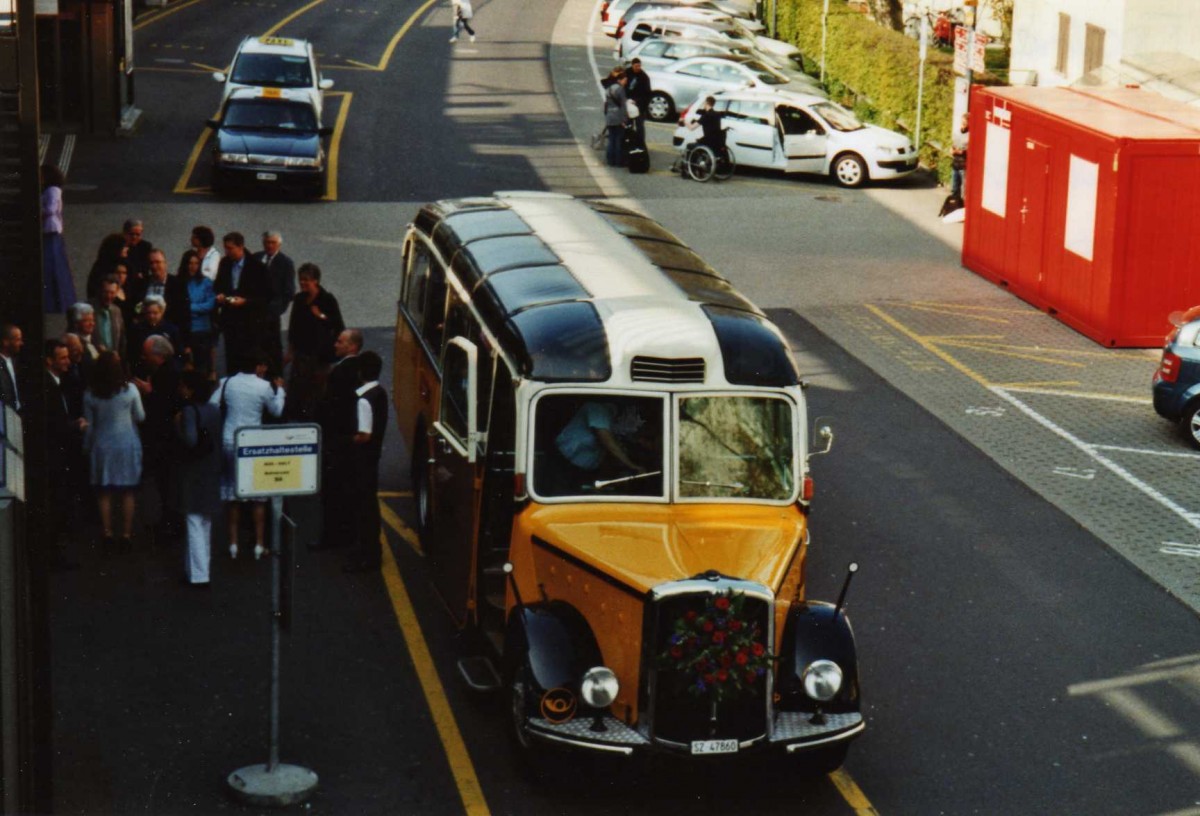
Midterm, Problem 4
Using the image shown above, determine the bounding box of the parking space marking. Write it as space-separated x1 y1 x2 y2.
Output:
1000 386 1151 404
1092 444 1200 460
321 91 352 201
380 528 490 815
173 108 218 194
262 0 326 37
134 0 210 31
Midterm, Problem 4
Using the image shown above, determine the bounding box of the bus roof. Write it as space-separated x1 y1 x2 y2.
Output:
413 192 799 388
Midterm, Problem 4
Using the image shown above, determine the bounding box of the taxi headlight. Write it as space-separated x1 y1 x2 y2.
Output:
218 153 250 165
580 666 619 708
801 659 843 702
284 156 320 168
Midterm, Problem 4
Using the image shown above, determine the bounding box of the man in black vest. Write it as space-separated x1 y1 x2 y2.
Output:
314 329 362 550
344 350 388 573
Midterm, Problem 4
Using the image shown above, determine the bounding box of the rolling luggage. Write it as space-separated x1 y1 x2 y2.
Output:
625 127 649 174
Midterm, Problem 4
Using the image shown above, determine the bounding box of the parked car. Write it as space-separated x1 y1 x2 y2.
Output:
615 17 758 59
672 88 918 187
1152 307 1200 448
207 87 331 196
212 36 333 118
643 55 813 122
753 35 807 72
625 35 756 70
602 0 755 37
621 3 764 36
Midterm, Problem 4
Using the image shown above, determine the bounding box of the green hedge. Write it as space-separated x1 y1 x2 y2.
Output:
773 0 959 181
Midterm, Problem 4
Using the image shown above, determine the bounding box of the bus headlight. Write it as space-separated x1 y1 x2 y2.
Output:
802 659 843 702
580 667 619 708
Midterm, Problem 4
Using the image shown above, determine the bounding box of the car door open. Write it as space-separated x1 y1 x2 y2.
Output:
777 105 828 174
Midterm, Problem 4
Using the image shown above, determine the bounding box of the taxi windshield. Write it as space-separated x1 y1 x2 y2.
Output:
223 99 317 131
231 53 313 88
532 394 665 499
678 395 794 500
811 102 865 132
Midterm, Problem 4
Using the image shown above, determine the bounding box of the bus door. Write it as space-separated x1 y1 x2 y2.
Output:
429 336 480 623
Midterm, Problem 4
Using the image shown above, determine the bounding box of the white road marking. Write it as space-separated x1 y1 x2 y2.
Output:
1161 543 1200 558
37 134 48 165
1098 688 1182 739
993 387 1200 537
1001 386 1153 404
1090 443 1200 460
59 134 75 175
965 405 1005 416
1052 466 1096 480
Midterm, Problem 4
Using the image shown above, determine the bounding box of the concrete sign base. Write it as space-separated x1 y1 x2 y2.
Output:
227 764 318 807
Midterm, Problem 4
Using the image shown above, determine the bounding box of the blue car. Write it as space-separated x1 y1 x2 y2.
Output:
1152 307 1200 449
208 88 330 196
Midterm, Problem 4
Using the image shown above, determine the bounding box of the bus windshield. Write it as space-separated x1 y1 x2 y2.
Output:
531 392 796 501
678 396 794 500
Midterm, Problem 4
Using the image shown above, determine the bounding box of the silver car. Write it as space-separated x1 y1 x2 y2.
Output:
643 55 816 121
603 0 755 37
615 16 757 59
624 35 757 70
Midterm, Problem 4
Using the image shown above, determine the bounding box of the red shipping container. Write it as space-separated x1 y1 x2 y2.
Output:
962 86 1200 347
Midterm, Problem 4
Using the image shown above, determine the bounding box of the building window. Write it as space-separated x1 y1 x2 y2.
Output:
1056 13 1070 75
1084 24 1106 76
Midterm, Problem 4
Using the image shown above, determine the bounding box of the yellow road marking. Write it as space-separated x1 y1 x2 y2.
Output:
139 66 213 75
372 0 440 71
891 303 1012 324
134 0 210 30
174 113 216 194
865 304 992 387
993 380 1083 389
934 339 1088 368
999 386 1152 404
378 490 413 498
262 0 326 37
380 531 490 815
907 301 1037 315
829 768 880 815
343 58 380 69
321 91 352 201
379 497 423 556
192 61 224 73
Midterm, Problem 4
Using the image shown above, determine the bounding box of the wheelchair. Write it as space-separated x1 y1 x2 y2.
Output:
677 140 736 183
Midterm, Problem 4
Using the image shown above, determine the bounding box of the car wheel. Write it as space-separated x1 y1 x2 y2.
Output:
832 153 868 188
647 92 674 122
1184 400 1200 450
411 422 432 536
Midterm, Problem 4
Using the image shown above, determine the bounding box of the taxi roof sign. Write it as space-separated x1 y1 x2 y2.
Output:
258 36 295 46
261 87 282 98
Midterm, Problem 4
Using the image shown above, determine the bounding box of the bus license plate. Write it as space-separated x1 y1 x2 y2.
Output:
691 739 738 755
256 172 278 181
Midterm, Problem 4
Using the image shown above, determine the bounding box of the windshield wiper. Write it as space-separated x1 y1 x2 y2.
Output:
681 479 746 492
594 470 662 489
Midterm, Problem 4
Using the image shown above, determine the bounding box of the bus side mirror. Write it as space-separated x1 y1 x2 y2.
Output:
808 423 833 460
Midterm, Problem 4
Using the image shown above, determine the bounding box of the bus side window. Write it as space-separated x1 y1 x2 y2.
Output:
404 240 431 331
440 343 471 442
422 255 449 355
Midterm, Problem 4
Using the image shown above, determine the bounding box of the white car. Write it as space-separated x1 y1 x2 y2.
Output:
672 88 918 187
213 36 334 118
615 17 757 59
643 55 821 121
624 36 757 70
601 0 755 38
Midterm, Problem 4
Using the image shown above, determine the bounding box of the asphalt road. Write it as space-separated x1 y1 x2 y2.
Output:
47 0 1200 812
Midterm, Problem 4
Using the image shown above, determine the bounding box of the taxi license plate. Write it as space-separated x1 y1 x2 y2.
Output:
256 172 278 181
691 739 738 755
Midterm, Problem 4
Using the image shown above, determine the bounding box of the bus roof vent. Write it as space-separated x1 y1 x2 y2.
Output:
631 356 706 383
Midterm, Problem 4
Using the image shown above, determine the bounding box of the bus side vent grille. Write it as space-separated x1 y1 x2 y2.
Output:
630 356 705 383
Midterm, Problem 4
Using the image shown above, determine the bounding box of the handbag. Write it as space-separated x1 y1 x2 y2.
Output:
626 99 640 119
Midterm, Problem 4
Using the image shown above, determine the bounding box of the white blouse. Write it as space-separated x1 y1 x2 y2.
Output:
41 186 63 234
209 372 286 445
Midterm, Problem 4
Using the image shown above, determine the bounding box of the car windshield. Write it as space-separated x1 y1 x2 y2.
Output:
533 394 665 499
812 101 864 132
678 396 794 500
744 60 788 85
223 100 317 131
230 53 313 88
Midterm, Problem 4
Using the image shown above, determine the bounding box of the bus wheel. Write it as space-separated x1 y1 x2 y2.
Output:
411 423 432 536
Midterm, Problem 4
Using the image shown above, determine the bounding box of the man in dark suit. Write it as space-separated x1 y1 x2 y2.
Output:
122 218 155 287
134 334 183 544
253 231 296 375
128 248 191 343
213 231 273 374
44 339 85 569
0 323 22 412
315 328 362 550
344 351 388 573
89 277 126 361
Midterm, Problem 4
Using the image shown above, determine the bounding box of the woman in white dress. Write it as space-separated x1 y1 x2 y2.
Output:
210 352 286 559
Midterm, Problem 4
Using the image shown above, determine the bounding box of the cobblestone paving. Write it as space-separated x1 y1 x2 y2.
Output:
789 297 1200 614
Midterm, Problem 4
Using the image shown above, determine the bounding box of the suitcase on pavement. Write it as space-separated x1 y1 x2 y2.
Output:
625 126 649 174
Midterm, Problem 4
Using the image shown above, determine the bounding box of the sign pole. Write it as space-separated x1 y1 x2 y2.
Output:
915 15 928 153
227 424 320 807
820 0 830 82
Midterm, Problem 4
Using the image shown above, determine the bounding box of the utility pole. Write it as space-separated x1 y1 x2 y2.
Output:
820 0 831 82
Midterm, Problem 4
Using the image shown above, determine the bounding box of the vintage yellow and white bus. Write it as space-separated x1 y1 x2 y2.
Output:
392 191 862 769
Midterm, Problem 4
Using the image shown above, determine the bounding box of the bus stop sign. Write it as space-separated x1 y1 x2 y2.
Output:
235 424 321 499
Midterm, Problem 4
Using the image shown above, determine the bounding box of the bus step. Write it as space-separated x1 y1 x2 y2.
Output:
457 655 501 692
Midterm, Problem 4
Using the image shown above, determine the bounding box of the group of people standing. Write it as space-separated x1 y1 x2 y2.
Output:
601 59 653 168
8 214 388 585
